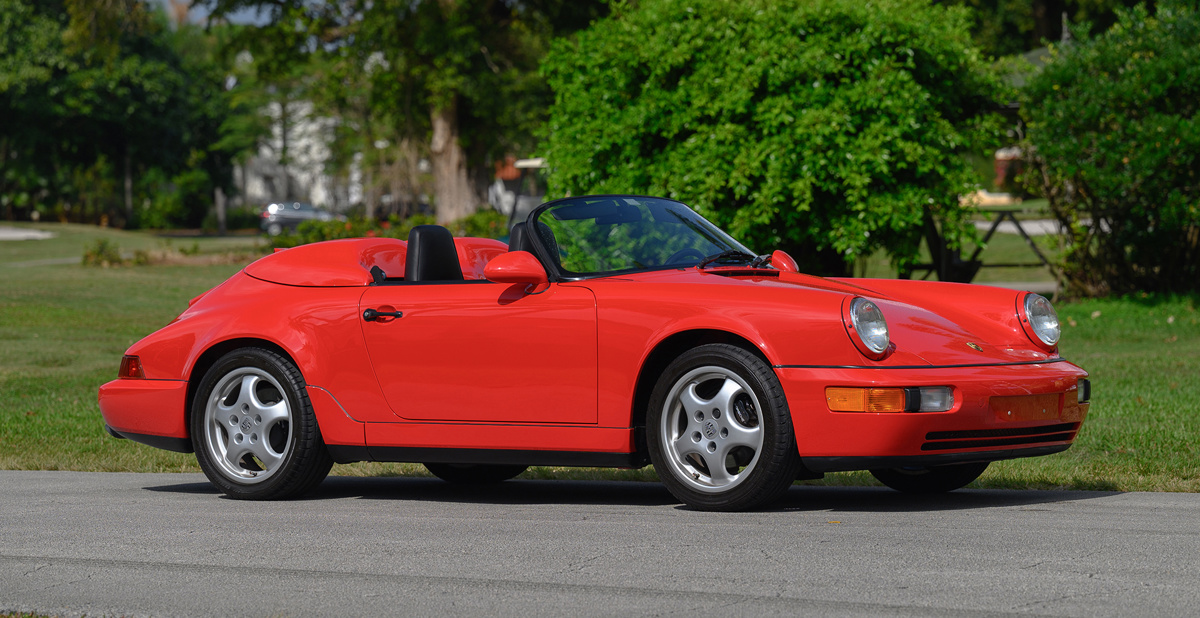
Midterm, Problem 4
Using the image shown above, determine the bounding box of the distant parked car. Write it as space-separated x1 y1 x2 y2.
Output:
260 202 338 236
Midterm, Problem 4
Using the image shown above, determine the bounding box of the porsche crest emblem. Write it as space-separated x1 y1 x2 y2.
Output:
966 342 984 352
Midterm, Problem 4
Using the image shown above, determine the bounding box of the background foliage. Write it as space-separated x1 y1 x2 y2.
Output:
265 209 507 250
542 0 1010 275
1021 1 1199 296
937 0 1154 57
0 0 258 229
198 0 607 223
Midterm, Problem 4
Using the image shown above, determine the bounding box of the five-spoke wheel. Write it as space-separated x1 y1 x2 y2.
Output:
648 344 800 511
192 348 332 499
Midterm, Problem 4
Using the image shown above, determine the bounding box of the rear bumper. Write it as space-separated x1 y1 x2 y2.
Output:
98 378 191 451
777 360 1089 465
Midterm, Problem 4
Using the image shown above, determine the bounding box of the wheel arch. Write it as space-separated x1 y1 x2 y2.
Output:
630 329 773 443
185 338 299 435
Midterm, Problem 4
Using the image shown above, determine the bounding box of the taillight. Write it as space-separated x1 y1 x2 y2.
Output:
118 355 144 379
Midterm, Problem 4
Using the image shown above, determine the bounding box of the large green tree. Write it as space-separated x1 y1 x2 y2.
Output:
1 0 260 228
542 0 1009 274
0 0 65 219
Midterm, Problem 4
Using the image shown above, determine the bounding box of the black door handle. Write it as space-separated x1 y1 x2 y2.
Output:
363 308 403 321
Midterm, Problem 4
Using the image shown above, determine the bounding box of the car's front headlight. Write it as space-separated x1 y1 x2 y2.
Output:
1021 293 1060 349
847 297 890 358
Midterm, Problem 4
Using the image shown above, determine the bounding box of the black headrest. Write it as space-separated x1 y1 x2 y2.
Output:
508 222 531 252
405 225 463 282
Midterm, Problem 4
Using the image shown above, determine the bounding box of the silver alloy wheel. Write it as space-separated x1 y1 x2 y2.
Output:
202 367 293 484
660 365 765 493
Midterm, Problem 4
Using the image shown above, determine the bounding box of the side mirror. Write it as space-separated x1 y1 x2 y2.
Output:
484 251 549 286
771 249 799 273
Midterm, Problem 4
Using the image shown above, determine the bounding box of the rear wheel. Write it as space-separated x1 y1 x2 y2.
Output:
191 348 332 499
647 344 800 511
870 462 989 494
423 463 528 484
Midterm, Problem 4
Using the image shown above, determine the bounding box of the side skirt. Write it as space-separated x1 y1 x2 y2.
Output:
327 445 646 469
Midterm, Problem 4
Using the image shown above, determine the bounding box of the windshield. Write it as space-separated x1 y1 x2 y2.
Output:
530 196 753 278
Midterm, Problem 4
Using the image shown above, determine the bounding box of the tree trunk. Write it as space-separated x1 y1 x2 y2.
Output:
214 185 227 236
1 137 10 221
279 99 292 201
123 145 133 224
429 97 477 224
360 104 377 220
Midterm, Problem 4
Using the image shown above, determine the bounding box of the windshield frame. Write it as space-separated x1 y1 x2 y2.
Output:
524 195 754 281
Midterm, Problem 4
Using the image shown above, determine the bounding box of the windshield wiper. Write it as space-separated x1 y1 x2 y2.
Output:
747 253 772 269
697 250 756 269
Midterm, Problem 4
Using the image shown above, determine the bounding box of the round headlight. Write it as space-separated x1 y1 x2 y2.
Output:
1024 293 1060 347
850 297 890 356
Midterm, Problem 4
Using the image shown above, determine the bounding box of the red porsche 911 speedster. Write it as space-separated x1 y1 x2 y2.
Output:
99 195 1090 511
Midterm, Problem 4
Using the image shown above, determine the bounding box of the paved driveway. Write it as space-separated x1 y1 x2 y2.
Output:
2 471 1198 617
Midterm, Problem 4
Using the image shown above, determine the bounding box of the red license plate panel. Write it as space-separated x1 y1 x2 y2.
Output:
991 393 1062 422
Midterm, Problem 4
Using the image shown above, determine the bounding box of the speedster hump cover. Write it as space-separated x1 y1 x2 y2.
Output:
243 236 507 286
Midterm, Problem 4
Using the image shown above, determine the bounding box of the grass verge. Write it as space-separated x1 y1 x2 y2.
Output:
1 223 1196 492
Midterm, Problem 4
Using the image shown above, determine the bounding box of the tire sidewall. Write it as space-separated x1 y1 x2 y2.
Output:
191 348 317 499
647 343 799 511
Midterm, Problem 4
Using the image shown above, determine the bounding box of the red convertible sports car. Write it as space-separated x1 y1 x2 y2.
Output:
100 195 1090 511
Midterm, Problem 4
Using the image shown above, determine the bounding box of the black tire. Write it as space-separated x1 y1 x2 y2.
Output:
870 462 989 494
191 348 333 499
646 343 801 511
423 463 528 484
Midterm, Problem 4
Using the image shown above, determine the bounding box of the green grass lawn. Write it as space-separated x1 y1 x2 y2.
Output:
1 222 1197 491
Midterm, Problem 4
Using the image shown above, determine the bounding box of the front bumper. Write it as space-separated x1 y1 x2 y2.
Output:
776 360 1089 469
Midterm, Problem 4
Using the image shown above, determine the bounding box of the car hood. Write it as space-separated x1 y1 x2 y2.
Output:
598 268 1053 366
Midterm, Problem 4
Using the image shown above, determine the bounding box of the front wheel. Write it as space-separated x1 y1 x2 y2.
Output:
647 344 801 511
191 348 333 499
870 462 989 494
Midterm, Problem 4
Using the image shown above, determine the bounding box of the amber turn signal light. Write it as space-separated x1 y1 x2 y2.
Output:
826 386 955 413
118 355 144 379
826 387 907 412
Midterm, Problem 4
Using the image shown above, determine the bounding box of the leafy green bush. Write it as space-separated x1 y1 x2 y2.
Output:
81 239 124 267
266 209 508 249
542 0 1008 274
445 208 508 239
1021 2 1200 297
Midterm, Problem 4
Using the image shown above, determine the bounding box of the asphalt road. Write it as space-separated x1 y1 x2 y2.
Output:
2 471 1198 617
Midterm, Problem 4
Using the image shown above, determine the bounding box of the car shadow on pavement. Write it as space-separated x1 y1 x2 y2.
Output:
316 476 680 507
145 476 1121 512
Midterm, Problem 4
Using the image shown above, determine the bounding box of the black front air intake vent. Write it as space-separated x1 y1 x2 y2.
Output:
921 422 1080 452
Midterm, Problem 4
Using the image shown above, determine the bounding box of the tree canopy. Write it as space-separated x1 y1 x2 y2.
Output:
0 0 261 228
542 0 1009 274
936 0 1154 58
197 0 607 223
